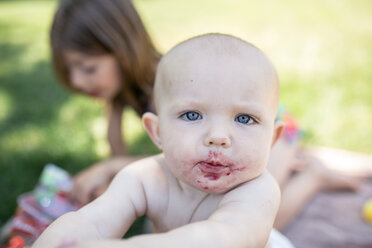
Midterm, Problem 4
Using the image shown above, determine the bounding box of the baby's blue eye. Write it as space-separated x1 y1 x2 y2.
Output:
181 111 202 121
235 114 253 124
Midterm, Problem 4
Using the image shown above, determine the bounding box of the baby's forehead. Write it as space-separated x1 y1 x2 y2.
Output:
165 34 267 62
154 34 279 108
159 34 276 80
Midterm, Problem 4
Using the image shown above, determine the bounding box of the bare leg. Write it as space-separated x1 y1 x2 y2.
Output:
273 167 322 231
273 155 361 231
307 146 372 177
267 138 303 189
268 138 366 231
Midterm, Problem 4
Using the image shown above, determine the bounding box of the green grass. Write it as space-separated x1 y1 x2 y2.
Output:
0 0 371 236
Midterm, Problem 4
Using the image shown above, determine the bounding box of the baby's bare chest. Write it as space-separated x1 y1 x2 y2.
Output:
152 192 223 232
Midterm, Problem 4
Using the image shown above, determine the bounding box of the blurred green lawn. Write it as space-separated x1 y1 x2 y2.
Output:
0 0 371 235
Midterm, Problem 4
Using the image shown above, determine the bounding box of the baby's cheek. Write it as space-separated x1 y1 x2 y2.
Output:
239 149 267 176
164 147 194 178
164 132 192 153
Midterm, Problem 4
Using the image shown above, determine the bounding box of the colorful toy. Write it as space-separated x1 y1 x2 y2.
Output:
362 199 372 224
0 164 78 247
4 236 28 248
276 104 304 144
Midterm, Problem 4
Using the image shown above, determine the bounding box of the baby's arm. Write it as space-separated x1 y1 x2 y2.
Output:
75 170 280 248
32 161 148 248
141 170 278 247
205 170 280 247
31 211 100 248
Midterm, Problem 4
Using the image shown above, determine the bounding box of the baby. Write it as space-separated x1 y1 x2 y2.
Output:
33 33 285 248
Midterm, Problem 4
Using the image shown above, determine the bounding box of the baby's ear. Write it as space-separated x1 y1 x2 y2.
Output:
142 112 162 149
271 120 284 147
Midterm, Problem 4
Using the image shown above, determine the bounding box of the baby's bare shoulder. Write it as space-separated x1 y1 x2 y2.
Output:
113 155 165 183
116 154 171 217
221 169 280 204
206 170 280 247
206 170 280 232
119 154 162 172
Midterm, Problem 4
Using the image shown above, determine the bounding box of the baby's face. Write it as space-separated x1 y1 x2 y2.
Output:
155 51 279 194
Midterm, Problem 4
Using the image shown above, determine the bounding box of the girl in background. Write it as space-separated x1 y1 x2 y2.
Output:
50 0 160 205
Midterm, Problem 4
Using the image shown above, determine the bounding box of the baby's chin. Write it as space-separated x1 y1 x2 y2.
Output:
187 176 242 194
199 186 233 194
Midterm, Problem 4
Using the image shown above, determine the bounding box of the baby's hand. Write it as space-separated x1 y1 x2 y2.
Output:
58 237 77 248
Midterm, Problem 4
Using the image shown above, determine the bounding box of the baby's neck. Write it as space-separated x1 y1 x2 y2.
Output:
177 179 209 198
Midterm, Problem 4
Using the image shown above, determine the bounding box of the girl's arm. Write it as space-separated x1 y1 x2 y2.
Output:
107 102 126 156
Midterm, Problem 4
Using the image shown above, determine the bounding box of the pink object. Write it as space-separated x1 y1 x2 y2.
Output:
0 164 78 247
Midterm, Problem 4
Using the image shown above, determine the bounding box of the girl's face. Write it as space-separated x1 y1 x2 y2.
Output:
64 50 122 100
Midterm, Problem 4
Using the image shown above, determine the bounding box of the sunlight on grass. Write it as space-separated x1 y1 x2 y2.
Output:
0 1 56 72
58 96 103 123
91 117 110 157
58 99 149 157
122 108 147 145
56 95 106 156
0 125 44 153
0 91 12 123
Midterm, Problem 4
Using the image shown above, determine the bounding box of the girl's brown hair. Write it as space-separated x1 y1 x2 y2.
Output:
50 0 161 115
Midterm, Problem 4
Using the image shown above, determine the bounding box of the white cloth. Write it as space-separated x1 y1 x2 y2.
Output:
267 229 295 248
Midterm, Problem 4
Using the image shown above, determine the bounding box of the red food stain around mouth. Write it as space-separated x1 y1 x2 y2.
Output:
197 152 245 181
208 151 231 165
199 162 227 174
204 173 220 180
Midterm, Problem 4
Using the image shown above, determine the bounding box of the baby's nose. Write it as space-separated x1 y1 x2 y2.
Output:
204 135 231 148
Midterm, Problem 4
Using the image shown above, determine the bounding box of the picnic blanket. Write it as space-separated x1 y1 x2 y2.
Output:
284 179 372 248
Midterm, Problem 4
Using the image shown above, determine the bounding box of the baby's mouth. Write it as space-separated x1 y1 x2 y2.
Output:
197 161 229 174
